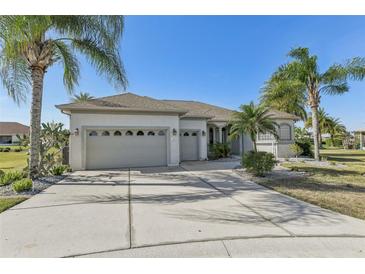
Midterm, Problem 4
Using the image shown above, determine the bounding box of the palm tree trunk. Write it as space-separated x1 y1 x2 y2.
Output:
29 66 45 178
253 140 257 152
311 106 320 160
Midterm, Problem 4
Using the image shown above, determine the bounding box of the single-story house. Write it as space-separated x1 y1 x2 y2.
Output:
354 129 365 150
0 122 29 145
56 92 299 170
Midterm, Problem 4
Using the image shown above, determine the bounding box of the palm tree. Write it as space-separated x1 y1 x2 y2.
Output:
229 102 278 152
0 16 128 178
324 117 346 147
262 47 365 160
305 108 330 147
72 92 95 103
261 79 307 120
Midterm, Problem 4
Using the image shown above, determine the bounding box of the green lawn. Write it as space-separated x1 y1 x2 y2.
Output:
0 197 27 213
0 151 28 172
256 148 365 220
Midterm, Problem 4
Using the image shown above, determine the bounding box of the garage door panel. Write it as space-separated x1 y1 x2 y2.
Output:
86 132 167 169
180 131 199 161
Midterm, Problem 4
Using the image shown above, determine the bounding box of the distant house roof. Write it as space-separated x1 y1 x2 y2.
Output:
56 92 300 122
0 122 29 135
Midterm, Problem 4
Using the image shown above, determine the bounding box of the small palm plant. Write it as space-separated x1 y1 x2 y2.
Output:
72 92 95 103
229 102 278 152
0 16 128 177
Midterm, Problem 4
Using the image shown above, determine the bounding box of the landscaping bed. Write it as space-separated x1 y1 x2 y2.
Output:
243 149 365 220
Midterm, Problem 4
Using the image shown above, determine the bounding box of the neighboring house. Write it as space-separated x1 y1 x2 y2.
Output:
354 129 365 150
56 92 299 170
0 122 29 145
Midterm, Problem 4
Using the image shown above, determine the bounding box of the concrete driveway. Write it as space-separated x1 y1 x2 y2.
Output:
1 160 365 257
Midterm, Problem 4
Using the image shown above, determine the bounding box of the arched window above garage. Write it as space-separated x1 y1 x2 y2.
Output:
102 131 110 136
114 130 122 136
89 131 98 136
183 132 189 136
147 131 155 136
158 130 165 136
137 130 144 136
192 132 197 136
125 130 133 136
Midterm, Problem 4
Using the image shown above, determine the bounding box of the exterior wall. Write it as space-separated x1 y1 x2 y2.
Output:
242 119 296 158
179 118 208 160
0 134 22 144
69 112 180 170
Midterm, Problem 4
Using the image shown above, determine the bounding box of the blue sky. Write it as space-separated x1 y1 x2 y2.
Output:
1 16 365 130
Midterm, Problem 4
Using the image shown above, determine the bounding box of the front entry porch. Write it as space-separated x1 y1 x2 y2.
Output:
207 122 241 155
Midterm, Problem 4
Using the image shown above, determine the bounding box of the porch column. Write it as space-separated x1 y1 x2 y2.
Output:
218 127 223 143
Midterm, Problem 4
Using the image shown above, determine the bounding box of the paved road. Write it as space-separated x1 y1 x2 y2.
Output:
1 161 365 257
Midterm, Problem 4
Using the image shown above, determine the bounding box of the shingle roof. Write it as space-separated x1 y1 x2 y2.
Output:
56 92 300 121
0 122 29 135
163 100 233 121
56 92 187 114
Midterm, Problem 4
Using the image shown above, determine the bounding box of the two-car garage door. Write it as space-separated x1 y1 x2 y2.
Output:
86 129 167 169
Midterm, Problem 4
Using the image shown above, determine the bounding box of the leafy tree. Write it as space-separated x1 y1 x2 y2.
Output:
0 16 128 177
261 47 365 160
72 92 95 102
229 102 278 152
290 143 304 159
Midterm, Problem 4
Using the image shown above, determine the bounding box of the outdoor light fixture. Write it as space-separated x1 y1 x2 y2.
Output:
172 128 177 136
202 130 206 136
74 128 79 136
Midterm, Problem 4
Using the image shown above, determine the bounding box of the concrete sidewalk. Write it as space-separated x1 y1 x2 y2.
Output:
1 162 365 257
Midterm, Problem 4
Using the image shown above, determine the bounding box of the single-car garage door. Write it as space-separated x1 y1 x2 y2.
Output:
86 129 167 169
180 131 199 161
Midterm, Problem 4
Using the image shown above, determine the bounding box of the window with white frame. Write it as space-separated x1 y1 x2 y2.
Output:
279 124 291 140
258 132 274 141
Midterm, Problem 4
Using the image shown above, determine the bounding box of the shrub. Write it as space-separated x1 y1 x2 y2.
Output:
242 151 277 177
50 165 67 176
13 148 22 152
295 141 313 158
290 143 303 158
2 147 11 152
209 143 231 159
0 171 24 186
12 178 33 193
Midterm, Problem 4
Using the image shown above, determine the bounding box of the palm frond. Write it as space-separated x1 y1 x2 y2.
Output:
53 40 80 93
0 53 30 104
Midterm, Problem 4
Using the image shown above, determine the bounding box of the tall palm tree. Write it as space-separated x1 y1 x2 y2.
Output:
229 102 278 152
261 79 307 120
0 16 127 178
262 47 365 160
72 92 95 103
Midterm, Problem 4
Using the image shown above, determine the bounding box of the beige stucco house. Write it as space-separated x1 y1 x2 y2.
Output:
57 92 299 170
0 122 29 145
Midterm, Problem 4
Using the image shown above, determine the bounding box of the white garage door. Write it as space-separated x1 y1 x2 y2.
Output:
86 129 167 169
180 131 199 161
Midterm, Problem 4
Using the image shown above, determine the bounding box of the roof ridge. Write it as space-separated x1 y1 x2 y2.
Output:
163 99 234 112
